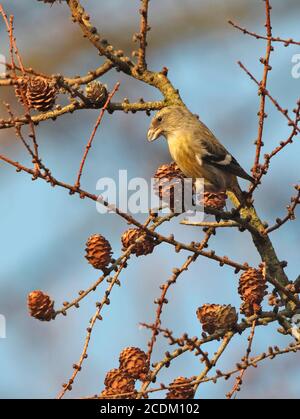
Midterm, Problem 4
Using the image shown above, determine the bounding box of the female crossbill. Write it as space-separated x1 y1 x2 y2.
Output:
148 106 254 203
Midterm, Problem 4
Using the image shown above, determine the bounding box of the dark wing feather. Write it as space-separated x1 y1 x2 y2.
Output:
193 120 255 183
203 153 255 183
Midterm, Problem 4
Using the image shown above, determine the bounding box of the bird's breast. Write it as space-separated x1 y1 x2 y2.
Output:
167 133 203 178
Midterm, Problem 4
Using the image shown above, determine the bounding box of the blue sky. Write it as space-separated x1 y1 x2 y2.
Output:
0 0 299 398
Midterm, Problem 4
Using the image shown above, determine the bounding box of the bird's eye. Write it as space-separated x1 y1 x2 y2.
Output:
157 116 163 122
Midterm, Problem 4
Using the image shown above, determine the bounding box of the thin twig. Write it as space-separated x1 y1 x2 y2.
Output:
238 61 300 135
181 220 239 228
248 102 300 196
265 185 300 234
192 332 234 395
57 259 127 399
136 0 150 72
226 320 256 399
146 229 214 364
0 99 165 130
74 82 120 189
252 0 273 176
229 19 300 47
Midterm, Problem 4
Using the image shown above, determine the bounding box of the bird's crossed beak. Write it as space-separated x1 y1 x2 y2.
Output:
147 127 162 142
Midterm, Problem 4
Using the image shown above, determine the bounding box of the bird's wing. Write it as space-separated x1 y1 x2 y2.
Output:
193 123 255 183
203 151 255 183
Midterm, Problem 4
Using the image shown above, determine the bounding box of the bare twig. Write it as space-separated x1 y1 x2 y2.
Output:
146 229 214 364
266 185 300 234
238 61 300 135
57 259 127 399
181 220 239 228
226 320 256 399
229 19 300 47
136 0 150 72
252 0 273 177
74 82 120 189
193 332 234 395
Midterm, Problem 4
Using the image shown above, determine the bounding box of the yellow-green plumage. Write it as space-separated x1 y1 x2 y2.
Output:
147 105 254 202
167 130 234 191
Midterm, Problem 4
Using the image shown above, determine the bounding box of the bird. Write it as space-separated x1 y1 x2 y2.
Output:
147 105 254 204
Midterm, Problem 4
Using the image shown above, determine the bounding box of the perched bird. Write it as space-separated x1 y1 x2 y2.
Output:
147 105 254 204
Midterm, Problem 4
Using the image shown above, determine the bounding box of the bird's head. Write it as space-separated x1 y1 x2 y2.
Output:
147 105 192 142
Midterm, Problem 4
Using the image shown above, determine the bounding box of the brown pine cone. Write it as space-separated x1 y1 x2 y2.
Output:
99 387 121 399
201 192 227 210
86 81 108 106
22 76 57 111
27 290 55 321
238 268 267 316
119 347 149 380
121 228 155 257
105 369 135 391
14 77 29 105
99 386 137 399
153 162 186 212
165 376 195 399
85 234 113 270
104 368 120 388
101 369 136 399
196 304 238 335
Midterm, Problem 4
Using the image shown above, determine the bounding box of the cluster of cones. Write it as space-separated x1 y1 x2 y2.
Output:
100 347 149 399
197 268 268 336
165 376 195 399
84 228 156 272
153 162 227 211
15 75 107 112
27 228 157 321
99 347 195 399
